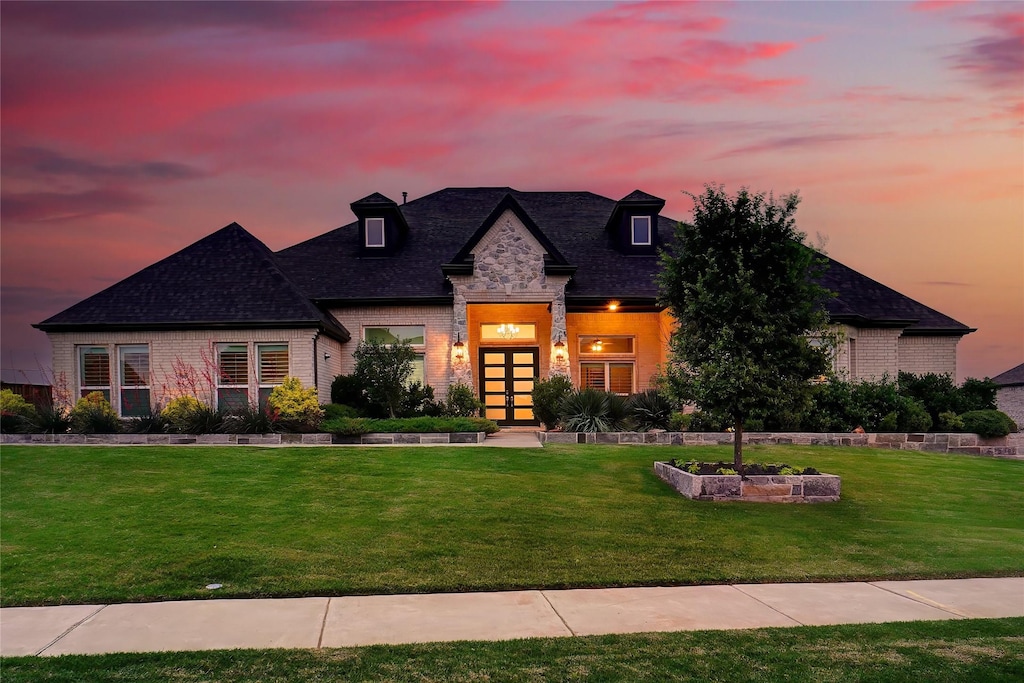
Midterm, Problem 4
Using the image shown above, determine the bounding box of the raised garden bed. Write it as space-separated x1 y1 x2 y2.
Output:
654 460 841 503
0 432 487 446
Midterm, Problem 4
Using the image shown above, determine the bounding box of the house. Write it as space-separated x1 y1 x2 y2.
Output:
993 362 1024 428
35 187 974 426
1 368 53 409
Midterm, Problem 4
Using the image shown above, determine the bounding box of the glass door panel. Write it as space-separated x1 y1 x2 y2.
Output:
478 348 539 426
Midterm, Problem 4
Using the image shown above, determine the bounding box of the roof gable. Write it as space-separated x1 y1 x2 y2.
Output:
36 223 349 340
449 193 571 267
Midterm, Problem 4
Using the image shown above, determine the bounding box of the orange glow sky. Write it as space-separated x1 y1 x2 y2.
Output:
2 1 1021 381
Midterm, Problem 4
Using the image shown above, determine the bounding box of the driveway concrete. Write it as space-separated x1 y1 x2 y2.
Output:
2 578 1020 656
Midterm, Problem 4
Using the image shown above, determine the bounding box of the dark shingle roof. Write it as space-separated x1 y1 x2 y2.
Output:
993 362 1024 387
620 189 663 202
36 223 349 340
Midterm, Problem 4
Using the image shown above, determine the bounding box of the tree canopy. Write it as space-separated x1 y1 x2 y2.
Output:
657 185 834 470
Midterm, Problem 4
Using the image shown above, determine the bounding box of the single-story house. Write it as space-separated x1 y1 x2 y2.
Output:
1 368 53 409
993 362 1024 428
35 187 974 426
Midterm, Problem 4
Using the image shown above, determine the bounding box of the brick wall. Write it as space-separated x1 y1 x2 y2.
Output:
897 336 958 377
48 328 320 414
997 386 1024 429
848 328 901 381
565 312 667 391
327 305 455 394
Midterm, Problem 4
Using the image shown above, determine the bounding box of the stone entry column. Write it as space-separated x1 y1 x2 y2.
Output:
549 288 569 378
452 291 472 386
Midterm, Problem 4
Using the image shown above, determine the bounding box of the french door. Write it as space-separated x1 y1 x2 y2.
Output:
479 348 539 426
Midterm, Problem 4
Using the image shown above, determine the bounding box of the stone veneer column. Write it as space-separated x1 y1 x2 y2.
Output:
451 290 472 386
549 287 570 378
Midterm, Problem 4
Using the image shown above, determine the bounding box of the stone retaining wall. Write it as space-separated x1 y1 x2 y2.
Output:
1 432 486 446
653 461 841 503
538 431 1022 457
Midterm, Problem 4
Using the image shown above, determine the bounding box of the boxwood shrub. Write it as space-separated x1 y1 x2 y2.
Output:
959 410 1018 438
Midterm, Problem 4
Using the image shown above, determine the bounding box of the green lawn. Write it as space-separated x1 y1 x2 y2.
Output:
2 618 1022 682
1 444 1021 606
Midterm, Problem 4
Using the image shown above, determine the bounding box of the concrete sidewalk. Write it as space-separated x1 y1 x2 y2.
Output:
2 577 1021 656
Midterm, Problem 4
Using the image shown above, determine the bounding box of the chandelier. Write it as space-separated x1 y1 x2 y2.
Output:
496 323 520 339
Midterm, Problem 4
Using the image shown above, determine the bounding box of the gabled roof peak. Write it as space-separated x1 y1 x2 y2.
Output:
351 192 396 206
620 189 663 203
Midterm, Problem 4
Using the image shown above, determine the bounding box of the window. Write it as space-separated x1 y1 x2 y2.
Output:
217 343 249 411
119 345 150 417
581 362 634 395
480 323 537 341
365 217 385 248
364 326 426 386
631 215 652 245
578 336 633 354
257 343 289 407
78 346 111 402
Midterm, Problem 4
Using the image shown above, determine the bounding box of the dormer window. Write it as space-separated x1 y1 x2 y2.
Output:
631 216 652 246
365 217 385 248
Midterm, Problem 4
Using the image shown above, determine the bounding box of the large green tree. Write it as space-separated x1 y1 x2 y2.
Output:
658 186 834 471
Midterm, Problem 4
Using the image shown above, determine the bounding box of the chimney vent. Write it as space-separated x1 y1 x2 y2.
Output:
402 192 408 204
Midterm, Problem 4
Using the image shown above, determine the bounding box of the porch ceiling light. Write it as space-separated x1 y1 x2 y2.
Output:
591 338 603 352
608 301 619 311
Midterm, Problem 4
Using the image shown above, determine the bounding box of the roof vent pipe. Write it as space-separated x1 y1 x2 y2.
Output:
402 192 408 204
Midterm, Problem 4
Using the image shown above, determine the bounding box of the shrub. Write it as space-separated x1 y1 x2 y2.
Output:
897 397 932 432
668 412 692 432
330 374 366 411
957 378 998 413
627 390 674 431
688 410 727 432
398 382 442 418
1 389 37 433
70 392 120 434
531 375 574 430
850 379 900 432
321 416 499 436
960 410 1017 438
123 405 168 434
324 403 359 420
267 377 323 431
937 410 964 432
560 388 625 433
161 396 203 432
442 382 482 418
804 377 862 432
32 404 72 434
228 403 280 434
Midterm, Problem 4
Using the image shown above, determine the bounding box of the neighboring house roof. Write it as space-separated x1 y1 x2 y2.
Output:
992 362 1024 387
36 187 972 337
34 223 350 341
1 369 50 386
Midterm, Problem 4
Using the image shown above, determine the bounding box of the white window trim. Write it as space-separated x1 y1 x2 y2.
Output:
216 343 250 410
78 345 111 400
257 343 289 404
365 217 385 248
631 215 652 246
118 344 151 417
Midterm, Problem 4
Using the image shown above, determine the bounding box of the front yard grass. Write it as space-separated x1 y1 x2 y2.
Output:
2 618 1022 682
1 444 1021 606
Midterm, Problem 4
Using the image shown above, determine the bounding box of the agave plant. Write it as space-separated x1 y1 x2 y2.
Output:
627 389 674 431
560 388 629 432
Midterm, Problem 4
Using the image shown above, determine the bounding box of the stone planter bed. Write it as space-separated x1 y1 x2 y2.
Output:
536 430 1022 457
0 432 487 446
653 460 841 503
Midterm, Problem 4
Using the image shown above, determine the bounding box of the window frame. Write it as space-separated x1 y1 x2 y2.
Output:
363 325 427 387
78 345 111 402
257 343 289 407
216 343 250 411
365 217 386 248
630 215 652 246
580 361 634 395
118 344 151 417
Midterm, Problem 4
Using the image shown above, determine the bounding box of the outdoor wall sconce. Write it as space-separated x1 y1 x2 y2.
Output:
608 301 619 311
453 334 466 361
496 323 520 339
591 338 603 352
323 352 332 360
553 339 566 361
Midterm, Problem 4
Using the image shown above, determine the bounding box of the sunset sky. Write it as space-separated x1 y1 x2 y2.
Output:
2 0 1021 382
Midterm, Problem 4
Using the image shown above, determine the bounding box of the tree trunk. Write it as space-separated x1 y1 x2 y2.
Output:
733 418 744 475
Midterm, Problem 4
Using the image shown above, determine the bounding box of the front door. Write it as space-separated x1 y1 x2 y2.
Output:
479 348 539 426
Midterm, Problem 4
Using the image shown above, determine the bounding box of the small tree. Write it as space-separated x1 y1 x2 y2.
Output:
658 185 833 472
352 339 417 418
